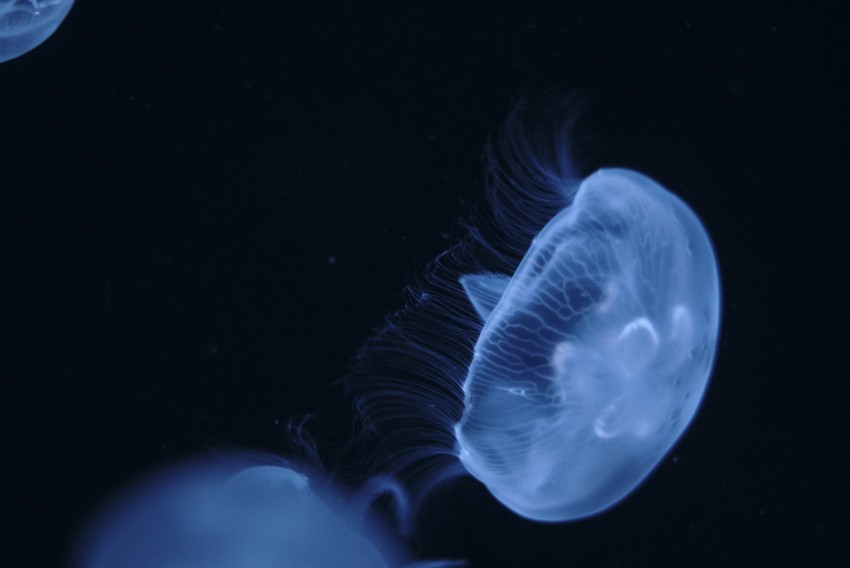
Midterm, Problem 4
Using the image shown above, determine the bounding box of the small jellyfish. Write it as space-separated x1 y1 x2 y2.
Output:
455 168 720 522
74 455 462 568
0 0 74 63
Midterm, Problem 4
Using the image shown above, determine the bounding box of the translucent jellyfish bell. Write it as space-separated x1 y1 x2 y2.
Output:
74 455 462 568
456 168 721 522
0 0 74 63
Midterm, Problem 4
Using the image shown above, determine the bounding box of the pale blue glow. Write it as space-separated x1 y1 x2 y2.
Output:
74 107 721 567
455 168 721 521
0 0 74 63
74 455 461 568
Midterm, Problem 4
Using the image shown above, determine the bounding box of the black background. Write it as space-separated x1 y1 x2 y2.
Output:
1 1 848 566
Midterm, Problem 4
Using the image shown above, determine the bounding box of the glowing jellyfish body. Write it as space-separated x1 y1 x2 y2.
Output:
74 110 721 567
456 168 720 522
75 457 426 568
0 0 74 63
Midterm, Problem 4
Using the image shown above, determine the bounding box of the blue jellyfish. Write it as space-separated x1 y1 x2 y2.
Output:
455 168 721 522
346 103 720 523
74 454 463 568
75 104 720 568
0 0 74 63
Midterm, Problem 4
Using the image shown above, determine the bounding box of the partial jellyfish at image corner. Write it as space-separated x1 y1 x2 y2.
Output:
73 455 464 568
0 0 74 63
73 104 721 566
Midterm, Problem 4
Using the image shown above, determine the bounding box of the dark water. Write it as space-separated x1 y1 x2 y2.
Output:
1 1 847 566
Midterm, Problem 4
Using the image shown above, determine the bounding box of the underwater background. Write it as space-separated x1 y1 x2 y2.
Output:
1 1 847 566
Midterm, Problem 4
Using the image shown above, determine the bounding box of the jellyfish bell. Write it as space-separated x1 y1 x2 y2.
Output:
73 454 464 568
0 0 75 63
455 168 721 522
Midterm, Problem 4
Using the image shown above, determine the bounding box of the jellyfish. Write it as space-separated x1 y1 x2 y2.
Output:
346 103 720 524
75 103 720 567
455 168 721 522
0 0 74 63
74 454 463 568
